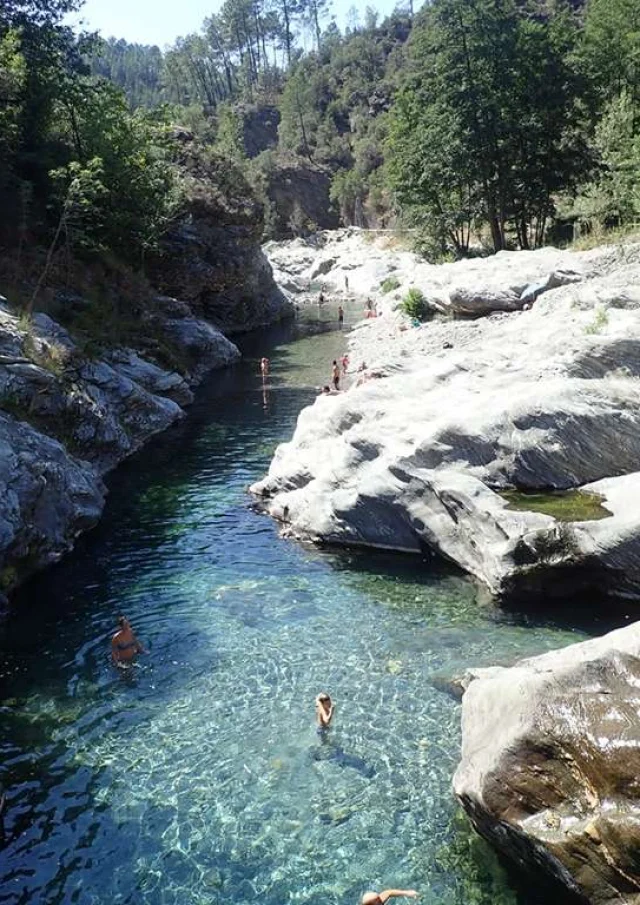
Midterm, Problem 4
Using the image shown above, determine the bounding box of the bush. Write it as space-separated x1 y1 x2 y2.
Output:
401 287 430 321
380 275 400 293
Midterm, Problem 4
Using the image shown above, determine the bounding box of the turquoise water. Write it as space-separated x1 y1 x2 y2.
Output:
0 305 609 905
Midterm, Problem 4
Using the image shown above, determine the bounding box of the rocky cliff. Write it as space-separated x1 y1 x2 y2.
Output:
253 231 640 606
0 141 293 605
454 623 640 905
262 157 340 238
0 295 240 604
149 143 294 333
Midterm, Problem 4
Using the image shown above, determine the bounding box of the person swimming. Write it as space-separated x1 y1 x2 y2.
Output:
361 890 418 905
111 615 145 666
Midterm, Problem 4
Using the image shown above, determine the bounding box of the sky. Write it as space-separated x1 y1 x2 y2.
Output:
66 0 403 48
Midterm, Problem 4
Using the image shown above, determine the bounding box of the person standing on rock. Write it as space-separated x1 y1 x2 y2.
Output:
332 360 340 390
341 354 349 375
338 305 344 327
111 615 145 666
361 890 418 905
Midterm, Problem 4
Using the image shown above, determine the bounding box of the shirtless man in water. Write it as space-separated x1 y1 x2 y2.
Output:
111 615 145 665
315 692 335 728
361 890 418 905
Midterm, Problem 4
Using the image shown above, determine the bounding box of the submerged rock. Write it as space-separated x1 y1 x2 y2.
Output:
454 623 640 905
254 236 640 603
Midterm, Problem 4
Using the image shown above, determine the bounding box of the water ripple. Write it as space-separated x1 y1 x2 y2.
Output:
0 312 590 905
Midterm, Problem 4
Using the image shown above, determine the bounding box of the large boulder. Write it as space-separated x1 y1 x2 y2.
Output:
453 623 640 905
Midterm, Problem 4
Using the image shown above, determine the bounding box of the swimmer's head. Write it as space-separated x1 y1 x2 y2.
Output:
317 692 331 704
362 893 382 905
117 615 129 629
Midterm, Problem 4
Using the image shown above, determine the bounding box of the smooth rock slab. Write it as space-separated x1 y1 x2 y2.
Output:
454 623 640 905
254 239 640 603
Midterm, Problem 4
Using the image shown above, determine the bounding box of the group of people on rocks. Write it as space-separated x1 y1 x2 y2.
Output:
111 618 419 904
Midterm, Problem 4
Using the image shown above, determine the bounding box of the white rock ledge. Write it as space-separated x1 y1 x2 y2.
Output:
254 234 640 603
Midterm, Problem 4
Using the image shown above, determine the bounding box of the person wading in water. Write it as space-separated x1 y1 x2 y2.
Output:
111 616 146 666
332 360 340 390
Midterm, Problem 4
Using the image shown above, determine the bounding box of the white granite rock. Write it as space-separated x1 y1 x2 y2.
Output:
255 236 640 602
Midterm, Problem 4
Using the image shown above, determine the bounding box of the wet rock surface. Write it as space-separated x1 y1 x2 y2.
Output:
454 623 640 905
255 232 640 604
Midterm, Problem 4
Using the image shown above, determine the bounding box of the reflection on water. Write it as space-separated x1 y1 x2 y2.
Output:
0 304 601 905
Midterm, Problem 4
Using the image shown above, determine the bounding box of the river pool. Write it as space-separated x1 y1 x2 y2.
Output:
0 305 612 905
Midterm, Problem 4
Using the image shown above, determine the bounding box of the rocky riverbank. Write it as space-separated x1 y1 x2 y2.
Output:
254 229 640 606
0 294 242 603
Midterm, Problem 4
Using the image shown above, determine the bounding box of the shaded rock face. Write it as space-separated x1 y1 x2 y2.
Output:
154 221 293 333
0 299 240 596
265 161 340 238
149 145 293 333
454 624 640 905
237 104 280 158
253 236 640 604
0 412 105 596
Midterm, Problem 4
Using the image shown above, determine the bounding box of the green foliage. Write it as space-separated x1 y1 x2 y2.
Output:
0 30 26 167
51 81 182 263
581 0 640 111
584 305 610 334
401 286 428 320
380 275 400 293
568 92 640 231
215 103 246 158
330 168 366 223
386 0 586 255
90 38 165 108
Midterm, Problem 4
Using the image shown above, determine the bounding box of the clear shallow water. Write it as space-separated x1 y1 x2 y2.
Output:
0 304 617 905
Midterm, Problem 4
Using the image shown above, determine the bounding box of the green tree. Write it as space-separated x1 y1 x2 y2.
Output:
52 79 181 264
581 0 640 110
570 91 640 229
387 0 585 253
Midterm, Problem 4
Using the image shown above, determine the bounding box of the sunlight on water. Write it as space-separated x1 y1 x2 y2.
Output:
0 305 595 905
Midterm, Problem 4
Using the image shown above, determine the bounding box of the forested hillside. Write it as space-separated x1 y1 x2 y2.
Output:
3 0 640 269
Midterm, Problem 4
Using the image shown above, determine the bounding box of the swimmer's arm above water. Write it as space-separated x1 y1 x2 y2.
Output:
379 891 418 903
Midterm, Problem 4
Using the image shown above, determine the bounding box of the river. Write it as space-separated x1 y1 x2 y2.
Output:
0 303 611 905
